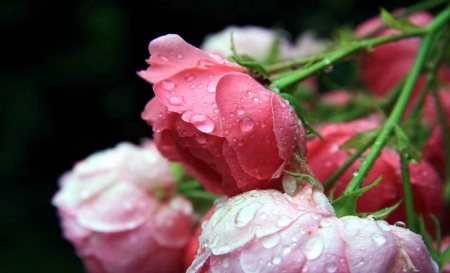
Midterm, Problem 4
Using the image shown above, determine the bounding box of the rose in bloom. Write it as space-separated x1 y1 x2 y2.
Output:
187 183 438 272
52 140 195 273
200 25 326 62
305 118 444 232
139 34 306 196
355 10 450 99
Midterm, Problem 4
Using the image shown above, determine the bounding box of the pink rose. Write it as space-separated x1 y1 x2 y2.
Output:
187 184 438 272
139 34 306 196
422 89 450 177
355 10 450 103
306 118 444 232
52 140 195 273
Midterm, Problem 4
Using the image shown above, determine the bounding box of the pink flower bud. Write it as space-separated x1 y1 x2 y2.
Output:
52 140 195 273
306 118 444 232
187 186 438 272
139 34 306 196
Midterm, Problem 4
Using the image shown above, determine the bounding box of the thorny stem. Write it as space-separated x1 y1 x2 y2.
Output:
343 6 450 194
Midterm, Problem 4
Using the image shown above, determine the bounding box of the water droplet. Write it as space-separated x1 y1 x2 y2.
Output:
236 106 245 115
394 221 407 228
190 114 215 133
168 96 184 106
352 170 359 177
176 53 183 59
325 261 337 272
276 215 292 228
197 84 204 89
198 59 215 66
189 84 196 89
272 256 282 265
207 81 217 93
320 218 331 227
161 80 175 90
371 233 386 245
301 233 324 260
253 97 260 102
239 118 255 131
282 245 292 255
261 234 280 249
324 58 331 65
195 134 207 144
251 191 261 197
367 215 377 221
158 54 169 61
234 202 263 227
184 73 195 82
354 257 365 268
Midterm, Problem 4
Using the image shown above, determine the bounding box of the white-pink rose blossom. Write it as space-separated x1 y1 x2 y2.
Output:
52 139 195 273
200 25 326 62
187 180 438 272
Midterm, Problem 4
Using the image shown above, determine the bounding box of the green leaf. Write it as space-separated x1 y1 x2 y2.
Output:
442 246 450 273
357 200 402 220
380 7 428 33
393 125 423 163
340 128 380 150
332 175 382 217
417 215 440 263
170 162 186 183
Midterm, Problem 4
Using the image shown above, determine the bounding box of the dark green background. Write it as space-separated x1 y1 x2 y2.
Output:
0 0 426 272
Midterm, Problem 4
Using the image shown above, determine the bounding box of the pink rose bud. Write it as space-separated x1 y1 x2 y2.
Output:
52 140 195 273
139 34 306 196
187 184 439 272
306 118 444 232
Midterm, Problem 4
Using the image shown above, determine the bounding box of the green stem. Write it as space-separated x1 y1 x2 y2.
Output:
272 31 426 90
343 6 450 194
323 138 375 190
400 152 418 232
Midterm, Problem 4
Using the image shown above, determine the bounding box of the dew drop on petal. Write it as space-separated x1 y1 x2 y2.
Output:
207 81 217 93
168 96 184 106
161 80 175 90
176 53 183 59
184 73 195 82
301 233 324 260
371 233 386 245
394 221 407 228
198 59 215 66
158 54 169 61
239 118 255 131
261 233 281 249
276 215 292 228
190 114 215 133
190 84 196 89
234 202 263 227
272 256 282 265
325 261 337 272
195 134 207 144
236 106 245 115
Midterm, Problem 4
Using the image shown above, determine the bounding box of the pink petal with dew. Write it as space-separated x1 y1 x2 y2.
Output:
215 73 284 179
77 183 157 232
271 93 304 159
340 217 399 272
137 34 242 84
153 67 233 135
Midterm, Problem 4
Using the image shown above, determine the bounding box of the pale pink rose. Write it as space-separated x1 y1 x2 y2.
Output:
52 140 195 273
187 184 438 272
306 118 444 233
139 34 306 196
200 25 326 62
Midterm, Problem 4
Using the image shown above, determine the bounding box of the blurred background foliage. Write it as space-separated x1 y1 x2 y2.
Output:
0 0 426 271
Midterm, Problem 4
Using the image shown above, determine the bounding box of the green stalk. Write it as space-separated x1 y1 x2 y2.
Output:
343 6 450 194
323 138 375 190
272 31 426 89
400 152 418 232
